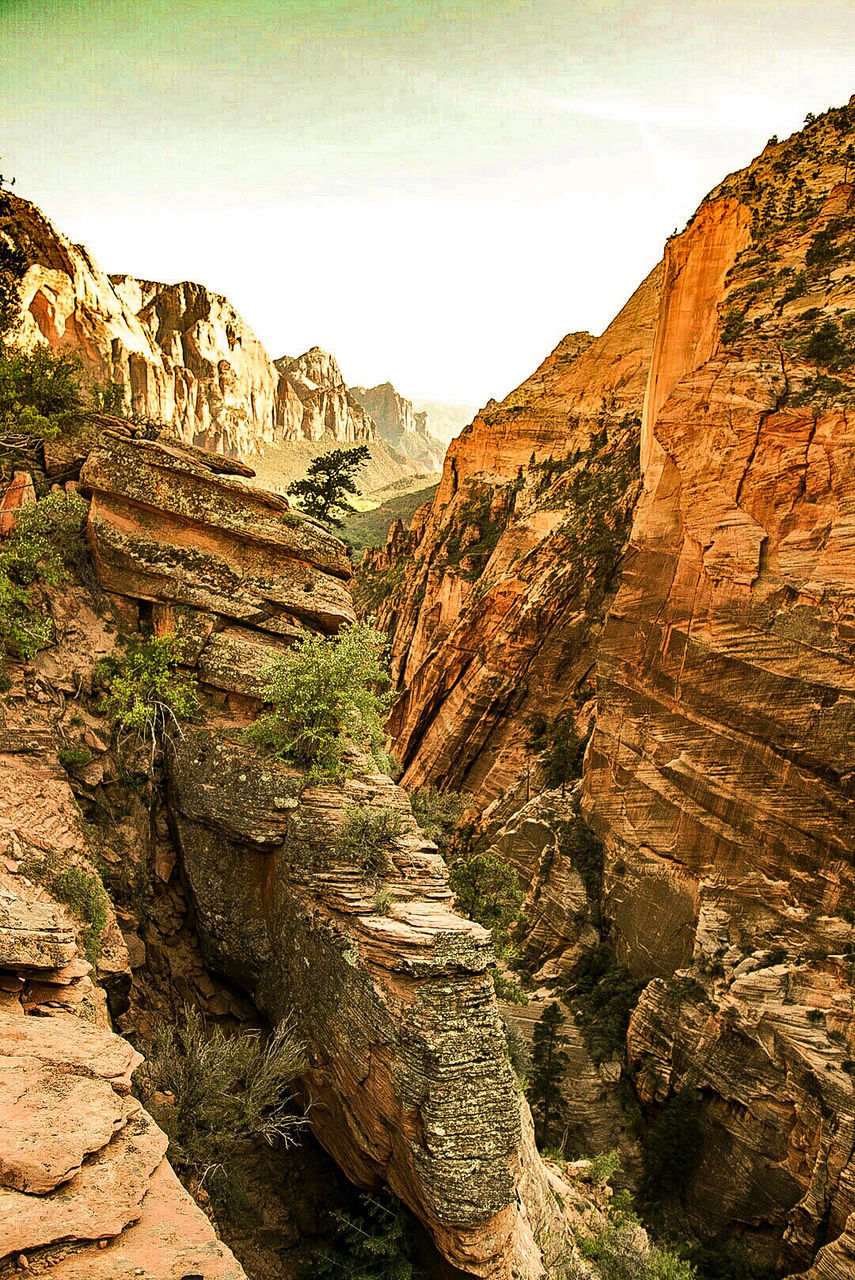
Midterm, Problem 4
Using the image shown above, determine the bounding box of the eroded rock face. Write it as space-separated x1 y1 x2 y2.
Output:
168 729 561 1276
584 106 855 1273
1 194 379 459
351 382 446 472
358 271 660 810
80 432 355 637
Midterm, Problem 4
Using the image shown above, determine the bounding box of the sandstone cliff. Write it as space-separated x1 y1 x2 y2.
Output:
0 194 379 461
0 421 606 1279
351 381 447 472
359 99 855 1277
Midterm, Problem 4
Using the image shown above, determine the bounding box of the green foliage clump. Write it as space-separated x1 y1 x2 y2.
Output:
580 1222 696 1280
448 847 524 951
287 444 370 528
314 1191 428 1280
245 621 394 781
57 746 93 770
641 1087 703 1201
137 1006 306 1188
0 490 88 658
409 788 467 852
558 813 605 914
527 715 588 793
0 345 89 440
805 319 847 364
103 634 199 757
52 865 109 965
720 308 746 345
334 805 406 869
589 1148 622 1184
556 427 639 588
527 1001 570 1151
564 943 643 1065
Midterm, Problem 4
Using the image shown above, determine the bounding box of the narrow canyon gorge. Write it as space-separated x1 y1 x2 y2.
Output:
1 98 855 1280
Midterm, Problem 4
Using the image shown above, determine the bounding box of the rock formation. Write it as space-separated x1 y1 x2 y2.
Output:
351 381 446 472
359 100 855 1277
0 820 245 1278
0 194 379 460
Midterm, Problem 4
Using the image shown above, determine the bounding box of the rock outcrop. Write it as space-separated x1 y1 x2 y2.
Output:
584 104 855 1275
0 194 380 460
0 859 245 1278
358 100 855 1276
351 381 446 472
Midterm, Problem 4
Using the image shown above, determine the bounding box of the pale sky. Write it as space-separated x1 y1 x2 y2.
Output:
2 1 854 404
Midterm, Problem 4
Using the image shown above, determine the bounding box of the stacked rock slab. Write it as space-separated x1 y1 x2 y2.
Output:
585 110 855 1274
0 869 245 1280
78 430 591 1279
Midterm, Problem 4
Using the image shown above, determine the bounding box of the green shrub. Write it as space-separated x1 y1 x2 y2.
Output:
409 788 467 852
448 849 524 953
527 715 589 792
52 865 109 965
136 1005 306 1186
314 1191 428 1280
720 308 746 345
563 943 642 1065
580 1222 696 1280
334 805 406 870
589 1148 622 1184
0 344 87 439
103 634 199 759
57 746 93 770
245 621 395 781
558 812 604 911
805 319 846 363
0 490 88 657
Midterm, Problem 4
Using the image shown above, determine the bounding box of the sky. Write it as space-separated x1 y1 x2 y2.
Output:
1 1 854 405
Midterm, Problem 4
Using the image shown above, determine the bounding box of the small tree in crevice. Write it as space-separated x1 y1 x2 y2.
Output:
245 620 395 782
527 1001 570 1151
103 633 199 766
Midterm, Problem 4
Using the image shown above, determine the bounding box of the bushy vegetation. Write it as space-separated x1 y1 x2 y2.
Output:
334 805 406 870
52 865 110 965
0 490 88 658
409 788 467 852
136 1006 307 1188
287 444 370 528
527 714 589 793
555 428 639 588
0 345 90 440
563 943 643 1065
103 633 199 760
245 621 395 781
580 1220 696 1280
448 846 525 951
558 812 605 916
313 1191 428 1280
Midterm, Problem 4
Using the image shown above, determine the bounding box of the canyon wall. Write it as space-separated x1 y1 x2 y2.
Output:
362 100 855 1277
352 381 447 472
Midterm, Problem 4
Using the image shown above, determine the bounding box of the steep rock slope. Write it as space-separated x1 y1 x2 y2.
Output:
0 194 379 459
0 789 244 1277
351 381 447 472
585 105 855 1274
53 430 590 1279
358 271 661 809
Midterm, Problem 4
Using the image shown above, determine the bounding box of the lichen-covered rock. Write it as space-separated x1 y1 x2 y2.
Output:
168 726 572 1277
80 432 355 635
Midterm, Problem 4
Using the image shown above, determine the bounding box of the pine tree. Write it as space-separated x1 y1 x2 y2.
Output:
527 1002 570 1151
287 444 370 528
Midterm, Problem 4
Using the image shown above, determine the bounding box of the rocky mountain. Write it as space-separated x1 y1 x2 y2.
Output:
0 193 417 470
351 381 447 472
357 99 855 1278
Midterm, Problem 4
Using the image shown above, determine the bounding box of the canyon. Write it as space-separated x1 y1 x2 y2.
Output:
3 97 855 1280
359 100 855 1279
